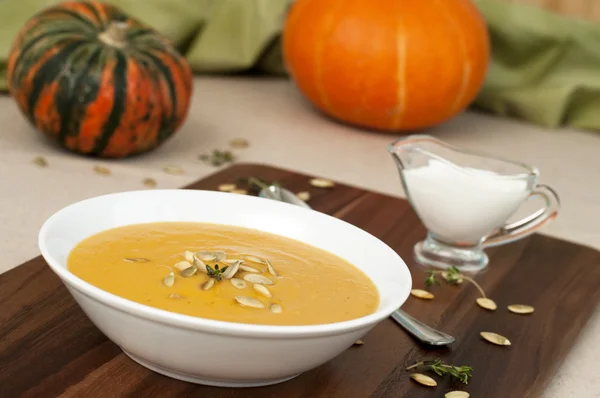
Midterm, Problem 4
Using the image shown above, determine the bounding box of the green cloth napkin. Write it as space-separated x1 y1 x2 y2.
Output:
1 0 599 131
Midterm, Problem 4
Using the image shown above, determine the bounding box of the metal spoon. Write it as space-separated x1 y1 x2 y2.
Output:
258 184 455 346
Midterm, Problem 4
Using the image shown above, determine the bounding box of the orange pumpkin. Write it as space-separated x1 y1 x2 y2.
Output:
282 0 490 132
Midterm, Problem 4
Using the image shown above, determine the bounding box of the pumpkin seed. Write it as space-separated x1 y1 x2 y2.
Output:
223 258 242 265
195 251 217 262
143 178 157 188
270 303 282 313
266 259 279 277
239 264 260 273
476 297 497 311
508 304 535 315
222 260 240 279
310 178 335 188
163 165 184 175
480 331 511 346
213 251 226 262
180 265 198 277
168 293 184 300
353 339 364 346
173 261 191 271
93 165 111 176
296 191 311 201
162 272 175 287
410 289 434 300
243 274 274 285
229 138 249 148
253 284 272 298
183 251 195 263
442 271 463 284
231 189 248 195
124 257 150 263
33 156 48 167
410 373 437 387
193 255 209 273
230 278 247 289
218 183 236 192
235 295 265 309
445 391 470 398
201 279 215 291
241 255 266 264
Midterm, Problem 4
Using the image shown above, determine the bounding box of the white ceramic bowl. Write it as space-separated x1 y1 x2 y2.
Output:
39 189 412 387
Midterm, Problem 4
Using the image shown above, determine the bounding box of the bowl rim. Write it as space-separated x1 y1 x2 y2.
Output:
39 189 412 338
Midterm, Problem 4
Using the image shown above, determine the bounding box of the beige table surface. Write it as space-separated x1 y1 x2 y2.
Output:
1 76 599 397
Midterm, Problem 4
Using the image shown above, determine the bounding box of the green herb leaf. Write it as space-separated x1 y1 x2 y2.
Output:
406 358 472 384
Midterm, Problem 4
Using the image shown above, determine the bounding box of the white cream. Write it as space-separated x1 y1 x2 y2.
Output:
403 158 530 244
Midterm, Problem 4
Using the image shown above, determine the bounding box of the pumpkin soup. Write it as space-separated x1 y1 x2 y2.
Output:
67 222 379 326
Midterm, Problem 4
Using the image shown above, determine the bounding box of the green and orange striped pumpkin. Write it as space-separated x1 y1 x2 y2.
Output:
7 1 193 158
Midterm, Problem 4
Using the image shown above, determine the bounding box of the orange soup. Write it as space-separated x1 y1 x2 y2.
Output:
67 222 379 326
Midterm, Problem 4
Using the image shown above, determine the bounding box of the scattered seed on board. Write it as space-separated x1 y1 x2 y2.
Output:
163 165 184 175
266 259 279 277
254 284 272 298
442 271 463 284
143 178 157 188
239 264 260 273
243 274 274 285
124 257 150 263
476 297 497 311
33 156 48 167
223 259 242 265
270 303 282 313
242 255 266 264
296 191 311 201
480 331 511 346
229 138 249 149
222 261 240 279
174 261 192 271
446 391 470 398
410 373 437 387
93 165 111 176
230 278 246 289
169 293 184 300
410 289 434 300
180 265 198 277
201 279 215 291
218 183 236 192
231 189 248 195
508 304 535 315
310 178 335 188
354 339 364 346
162 272 175 287
235 296 265 309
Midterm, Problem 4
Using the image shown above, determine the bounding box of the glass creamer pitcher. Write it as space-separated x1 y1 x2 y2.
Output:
388 135 560 272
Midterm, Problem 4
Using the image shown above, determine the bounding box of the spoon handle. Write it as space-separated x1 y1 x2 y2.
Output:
390 309 455 346
257 185 455 346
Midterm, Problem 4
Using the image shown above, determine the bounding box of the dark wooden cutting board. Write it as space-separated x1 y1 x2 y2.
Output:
1 163 599 398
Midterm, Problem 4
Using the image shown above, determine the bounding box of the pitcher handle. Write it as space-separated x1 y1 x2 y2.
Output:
482 184 560 248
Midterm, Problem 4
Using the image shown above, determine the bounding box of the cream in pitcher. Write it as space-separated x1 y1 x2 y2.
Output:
389 135 560 271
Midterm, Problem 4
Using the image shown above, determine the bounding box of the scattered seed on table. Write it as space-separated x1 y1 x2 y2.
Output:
93 165 111 176
163 165 184 175
33 156 48 167
143 178 157 188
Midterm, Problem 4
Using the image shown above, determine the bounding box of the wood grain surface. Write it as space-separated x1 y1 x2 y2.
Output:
1 163 599 398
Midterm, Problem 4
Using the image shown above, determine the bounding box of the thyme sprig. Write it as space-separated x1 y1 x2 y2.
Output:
406 358 473 384
425 266 487 298
206 264 228 281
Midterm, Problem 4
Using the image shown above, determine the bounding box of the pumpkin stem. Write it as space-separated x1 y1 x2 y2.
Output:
98 21 129 48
